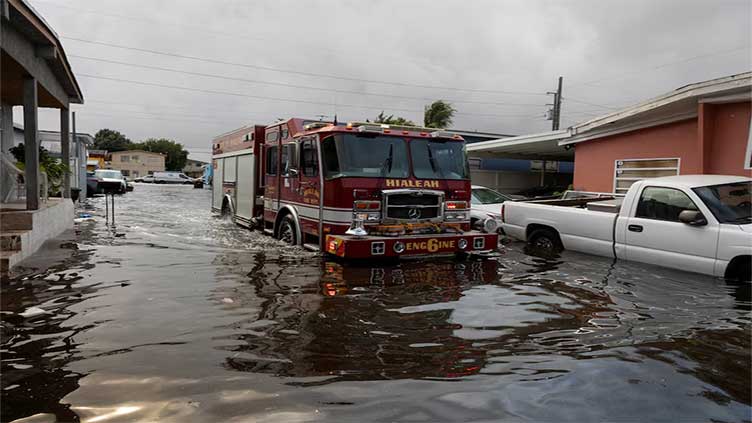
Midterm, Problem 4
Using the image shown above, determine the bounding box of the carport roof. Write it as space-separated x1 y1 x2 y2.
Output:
465 129 573 160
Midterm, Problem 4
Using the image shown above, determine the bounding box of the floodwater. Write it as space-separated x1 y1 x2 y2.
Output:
1 184 750 423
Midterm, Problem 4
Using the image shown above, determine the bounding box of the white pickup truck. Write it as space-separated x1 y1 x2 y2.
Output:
501 175 751 280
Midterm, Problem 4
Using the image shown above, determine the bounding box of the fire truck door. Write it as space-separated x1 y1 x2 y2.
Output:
279 143 299 206
299 138 321 236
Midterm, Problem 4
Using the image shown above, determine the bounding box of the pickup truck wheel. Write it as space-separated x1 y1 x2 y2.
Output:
278 216 297 245
528 228 563 253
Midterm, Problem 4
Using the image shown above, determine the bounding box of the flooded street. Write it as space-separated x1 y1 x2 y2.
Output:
2 184 750 422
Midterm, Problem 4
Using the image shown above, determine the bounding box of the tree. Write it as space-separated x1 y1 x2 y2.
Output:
423 100 456 128
93 129 131 152
374 111 416 126
130 138 188 171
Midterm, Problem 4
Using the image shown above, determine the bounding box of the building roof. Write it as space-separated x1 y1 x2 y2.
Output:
462 72 751 159
562 72 751 145
4 0 83 104
111 149 165 156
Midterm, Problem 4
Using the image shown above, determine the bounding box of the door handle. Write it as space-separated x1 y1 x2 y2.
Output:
627 224 643 233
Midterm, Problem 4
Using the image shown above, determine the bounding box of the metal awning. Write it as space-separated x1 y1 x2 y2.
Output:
466 129 573 161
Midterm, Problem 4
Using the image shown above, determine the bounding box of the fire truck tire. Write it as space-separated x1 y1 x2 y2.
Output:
278 215 297 245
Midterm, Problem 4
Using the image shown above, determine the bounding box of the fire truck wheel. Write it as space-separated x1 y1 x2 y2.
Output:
278 215 297 245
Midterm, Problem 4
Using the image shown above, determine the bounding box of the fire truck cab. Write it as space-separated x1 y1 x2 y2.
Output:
212 118 499 259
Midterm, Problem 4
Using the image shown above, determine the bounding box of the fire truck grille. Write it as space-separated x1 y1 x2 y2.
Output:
384 192 442 221
387 207 440 220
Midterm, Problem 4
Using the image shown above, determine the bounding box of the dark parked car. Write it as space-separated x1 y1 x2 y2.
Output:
86 171 99 197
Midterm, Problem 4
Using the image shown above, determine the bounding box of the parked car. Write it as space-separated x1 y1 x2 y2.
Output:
134 175 155 183
153 171 196 184
470 185 516 232
501 175 751 280
86 171 99 197
94 169 127 194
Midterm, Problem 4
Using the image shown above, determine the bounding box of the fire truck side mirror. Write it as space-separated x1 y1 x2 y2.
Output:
288 168 299 177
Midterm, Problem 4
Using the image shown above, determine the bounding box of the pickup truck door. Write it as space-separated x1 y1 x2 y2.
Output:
625 185 719 276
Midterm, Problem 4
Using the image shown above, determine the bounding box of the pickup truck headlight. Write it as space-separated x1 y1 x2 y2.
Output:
482 217 499 233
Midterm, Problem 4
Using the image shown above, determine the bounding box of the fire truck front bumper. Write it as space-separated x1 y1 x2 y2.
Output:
324 232 499 259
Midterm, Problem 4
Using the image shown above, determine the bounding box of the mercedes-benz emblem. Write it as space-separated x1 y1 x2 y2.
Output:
407 208 421 219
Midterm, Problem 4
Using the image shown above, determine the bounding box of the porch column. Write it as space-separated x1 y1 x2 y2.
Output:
23 77 39 210
60 107 70 198
1 102 14 201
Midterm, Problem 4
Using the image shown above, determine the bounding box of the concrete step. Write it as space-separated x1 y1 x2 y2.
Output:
0 211 33 231
0 230 27 252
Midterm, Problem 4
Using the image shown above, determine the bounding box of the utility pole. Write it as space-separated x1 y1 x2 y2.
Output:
546 76 563 130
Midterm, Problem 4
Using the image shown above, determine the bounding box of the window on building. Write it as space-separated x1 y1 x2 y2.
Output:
301 139 318 176
120 155 130 162
266 146 278 175
132 155 139 162
635 186 698 222
613 158 679 194
133 171 139 177
121 170 130 177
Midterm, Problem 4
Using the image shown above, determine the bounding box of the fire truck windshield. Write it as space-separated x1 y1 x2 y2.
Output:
322 134 409 179
410 138 468 180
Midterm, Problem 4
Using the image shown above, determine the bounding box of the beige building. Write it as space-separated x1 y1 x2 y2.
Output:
110 150 166 179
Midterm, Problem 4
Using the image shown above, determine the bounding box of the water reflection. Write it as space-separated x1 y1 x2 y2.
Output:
2 185 750 422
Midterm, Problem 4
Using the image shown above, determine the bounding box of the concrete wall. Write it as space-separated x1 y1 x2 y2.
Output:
109 151 165 178
471 170 545 194
572 102 752 192
707 102 751 175
572 119 700 192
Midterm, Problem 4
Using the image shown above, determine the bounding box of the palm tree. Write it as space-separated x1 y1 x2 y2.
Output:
423 100 456 128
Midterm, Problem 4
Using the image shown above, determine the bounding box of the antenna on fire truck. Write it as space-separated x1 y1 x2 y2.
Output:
333 114 338 125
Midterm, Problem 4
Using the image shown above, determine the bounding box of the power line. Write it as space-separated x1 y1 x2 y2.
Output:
63 36 547 96
70 54 548 108
562 96 620 110
569 45 750 88
76 73 542 120
34 0 448 72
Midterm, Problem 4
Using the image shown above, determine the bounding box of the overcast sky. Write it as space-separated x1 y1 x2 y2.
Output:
23 0 752 162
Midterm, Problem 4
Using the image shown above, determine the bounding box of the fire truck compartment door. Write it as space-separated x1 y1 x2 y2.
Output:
235 154 255 220
212 159 224 210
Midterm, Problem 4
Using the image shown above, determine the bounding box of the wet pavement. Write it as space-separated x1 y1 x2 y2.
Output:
1 184 750 422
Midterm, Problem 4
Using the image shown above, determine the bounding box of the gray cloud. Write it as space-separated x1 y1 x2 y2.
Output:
26 0 752 162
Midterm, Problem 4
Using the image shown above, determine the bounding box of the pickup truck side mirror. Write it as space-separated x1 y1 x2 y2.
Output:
678 210 707 226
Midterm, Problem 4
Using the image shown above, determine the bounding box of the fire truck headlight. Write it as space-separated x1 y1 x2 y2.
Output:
354 212 381 222
458 238 468 250
445 212 468 221
393 241 406 254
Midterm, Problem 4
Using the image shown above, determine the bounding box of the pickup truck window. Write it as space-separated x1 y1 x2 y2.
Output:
693 182 751 224
635 187 698 222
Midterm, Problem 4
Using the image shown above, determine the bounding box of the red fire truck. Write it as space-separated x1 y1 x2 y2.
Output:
211 118 499 259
